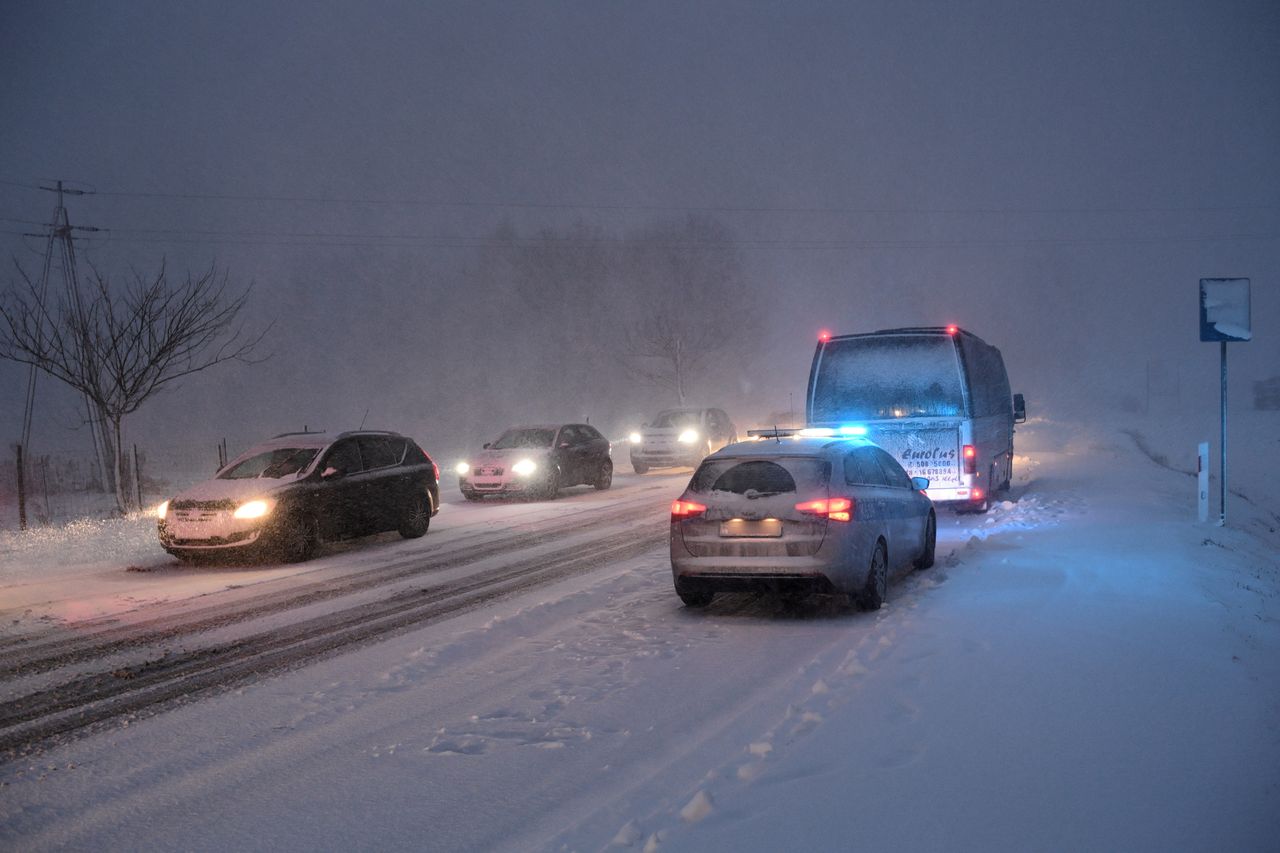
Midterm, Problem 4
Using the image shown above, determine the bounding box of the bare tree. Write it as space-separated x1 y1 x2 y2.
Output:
618 216 752 406
0 260 269 512
623 310 726 406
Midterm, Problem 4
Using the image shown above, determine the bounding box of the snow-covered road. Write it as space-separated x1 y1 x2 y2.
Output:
2 422 1278 852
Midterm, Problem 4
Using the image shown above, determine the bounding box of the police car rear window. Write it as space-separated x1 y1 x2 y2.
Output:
688 458 830 496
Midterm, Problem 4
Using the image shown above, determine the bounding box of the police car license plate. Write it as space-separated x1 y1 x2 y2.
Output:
719 519 782 538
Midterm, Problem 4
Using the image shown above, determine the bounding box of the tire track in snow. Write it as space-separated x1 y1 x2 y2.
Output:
0 507 669 759
0 486 671 677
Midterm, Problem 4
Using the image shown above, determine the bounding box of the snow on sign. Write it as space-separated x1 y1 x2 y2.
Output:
1199 278 1251 342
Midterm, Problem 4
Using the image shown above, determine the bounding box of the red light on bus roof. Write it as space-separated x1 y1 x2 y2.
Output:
946 325 958 335
818 329 831 342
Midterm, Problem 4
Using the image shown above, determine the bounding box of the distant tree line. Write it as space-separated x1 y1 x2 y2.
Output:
451 215 757 428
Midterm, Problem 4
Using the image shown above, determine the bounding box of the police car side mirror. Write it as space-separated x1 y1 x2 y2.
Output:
911 476 930 491
1013 393 1027 424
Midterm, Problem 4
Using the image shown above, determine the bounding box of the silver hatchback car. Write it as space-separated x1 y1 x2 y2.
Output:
669 431 936 610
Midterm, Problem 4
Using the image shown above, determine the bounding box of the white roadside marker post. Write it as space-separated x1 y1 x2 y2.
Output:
1198 441 1209 524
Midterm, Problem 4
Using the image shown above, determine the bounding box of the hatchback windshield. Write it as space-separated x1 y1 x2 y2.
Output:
651 410 700 429
492 428 555 449
219 447 319 479
688 457 830 496
811 335 965 420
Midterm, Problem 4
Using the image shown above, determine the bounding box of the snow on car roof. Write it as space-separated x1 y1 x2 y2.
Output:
710 436 875 458
247 433 334 451
501 424 571 432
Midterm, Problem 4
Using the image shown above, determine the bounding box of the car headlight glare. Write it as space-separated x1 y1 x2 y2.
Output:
156 500 169 519
629 432 642 444
455 461 470 476
677 429 699 444
233 499 273 520
512 459 537 476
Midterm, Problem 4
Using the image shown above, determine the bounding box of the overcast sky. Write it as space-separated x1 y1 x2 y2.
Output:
2 0 1277 464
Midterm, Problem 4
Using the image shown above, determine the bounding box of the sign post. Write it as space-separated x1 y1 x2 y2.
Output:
1199 278 1251 526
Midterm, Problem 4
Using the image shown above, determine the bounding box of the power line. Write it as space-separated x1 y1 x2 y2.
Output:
4 226 1275 252
2 175 1276 217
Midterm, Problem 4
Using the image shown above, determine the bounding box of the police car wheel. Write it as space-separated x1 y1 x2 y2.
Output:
913 512 936 570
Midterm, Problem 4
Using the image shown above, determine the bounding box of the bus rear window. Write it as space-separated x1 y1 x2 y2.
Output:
811 335 966 421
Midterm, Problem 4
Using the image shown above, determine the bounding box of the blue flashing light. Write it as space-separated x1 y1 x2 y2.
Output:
837 425 868 436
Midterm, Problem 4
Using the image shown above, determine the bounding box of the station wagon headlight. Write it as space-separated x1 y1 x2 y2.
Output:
677 429 699 444
512 459 538 476
233 499 274 520
155 500 169 519
629 432 642 444
455 462 470 476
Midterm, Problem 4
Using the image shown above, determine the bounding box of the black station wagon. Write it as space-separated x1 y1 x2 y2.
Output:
157 430 441 563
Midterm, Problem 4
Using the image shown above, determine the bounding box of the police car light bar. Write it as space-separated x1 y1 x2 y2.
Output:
747 428 812 438
747 426 868 439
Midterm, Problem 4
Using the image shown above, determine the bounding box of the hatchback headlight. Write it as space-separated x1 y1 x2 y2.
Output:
677 429 699 444
233 499 274 520
156 500 169 519
629 432 642 444
512 459 538 476
455 461 470 476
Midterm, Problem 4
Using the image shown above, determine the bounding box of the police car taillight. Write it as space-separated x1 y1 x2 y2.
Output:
671 500 707 519
795 497 854 522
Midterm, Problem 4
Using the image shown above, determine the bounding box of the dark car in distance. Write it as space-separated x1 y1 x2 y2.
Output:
157 430 441 563
457 423 612 499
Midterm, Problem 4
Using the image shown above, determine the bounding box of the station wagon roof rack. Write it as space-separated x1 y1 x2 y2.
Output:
273 429 327 438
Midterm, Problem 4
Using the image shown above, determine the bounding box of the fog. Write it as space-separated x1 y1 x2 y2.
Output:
2 0 1277 471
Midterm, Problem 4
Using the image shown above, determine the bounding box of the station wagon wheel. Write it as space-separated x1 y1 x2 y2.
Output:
277 513 318 563
398 494 431 539
594 459 613 490
856 540 888 611
913 511 936 570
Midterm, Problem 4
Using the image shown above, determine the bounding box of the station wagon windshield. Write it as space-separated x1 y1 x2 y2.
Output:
219 447 319 479
811 335 966 421
651 410 700 428
492 428 555 449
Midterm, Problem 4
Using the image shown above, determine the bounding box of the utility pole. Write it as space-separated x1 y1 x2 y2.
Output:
19 182 114 499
